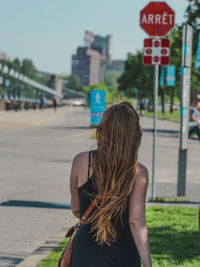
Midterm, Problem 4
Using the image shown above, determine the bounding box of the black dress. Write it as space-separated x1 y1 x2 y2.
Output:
71 151 141 267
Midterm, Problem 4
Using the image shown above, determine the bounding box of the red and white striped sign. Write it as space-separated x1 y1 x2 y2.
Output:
143 38 170 65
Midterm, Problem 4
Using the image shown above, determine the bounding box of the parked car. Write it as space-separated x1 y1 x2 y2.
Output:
72 98 86 106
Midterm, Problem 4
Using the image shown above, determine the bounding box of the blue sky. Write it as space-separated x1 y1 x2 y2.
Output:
0 0 188 74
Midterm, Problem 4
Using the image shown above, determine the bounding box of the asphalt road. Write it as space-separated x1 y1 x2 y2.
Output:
0 107 96 267
0 107 199 267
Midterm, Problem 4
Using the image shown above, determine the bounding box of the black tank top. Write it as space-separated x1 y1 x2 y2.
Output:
71 150 141 267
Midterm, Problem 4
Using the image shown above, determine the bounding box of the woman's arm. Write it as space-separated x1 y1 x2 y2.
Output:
129 164 152 267
70 155 80 219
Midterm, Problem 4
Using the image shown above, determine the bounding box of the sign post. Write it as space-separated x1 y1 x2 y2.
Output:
140 2 175 201
177 24 193 196
152 64 159 200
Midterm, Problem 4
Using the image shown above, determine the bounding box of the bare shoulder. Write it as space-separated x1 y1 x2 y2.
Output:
129 162 149 198
72 151 91 188
136 162 149 176
73 151 89 166
135 162 149 184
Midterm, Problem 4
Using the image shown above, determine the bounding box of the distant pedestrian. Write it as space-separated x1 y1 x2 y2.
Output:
189 100 200 141
53 97 57 112
69 102 152 267
40 96 45 110
139 100 145 116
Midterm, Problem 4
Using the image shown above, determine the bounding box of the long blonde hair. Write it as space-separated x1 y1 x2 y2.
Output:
87 102 142 245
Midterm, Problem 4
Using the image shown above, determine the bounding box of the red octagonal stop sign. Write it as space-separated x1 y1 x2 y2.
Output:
140 1 175 37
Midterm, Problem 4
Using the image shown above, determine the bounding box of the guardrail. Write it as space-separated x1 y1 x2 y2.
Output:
0 64 63 110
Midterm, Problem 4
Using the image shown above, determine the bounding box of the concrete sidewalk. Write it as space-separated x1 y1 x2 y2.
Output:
16 201 200 267
16 219 77 267
139 116 200 202
0 106 73 131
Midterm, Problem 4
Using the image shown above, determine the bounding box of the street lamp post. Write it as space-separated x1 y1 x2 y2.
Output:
2 65 9 99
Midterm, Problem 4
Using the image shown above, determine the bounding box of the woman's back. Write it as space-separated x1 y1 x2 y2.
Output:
70 102 152 267
71 150 141 267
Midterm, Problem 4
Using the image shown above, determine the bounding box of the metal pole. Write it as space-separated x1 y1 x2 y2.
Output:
177 24 193 196
152 64 159 201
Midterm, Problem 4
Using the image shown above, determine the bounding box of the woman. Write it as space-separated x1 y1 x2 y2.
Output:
70 102 152 267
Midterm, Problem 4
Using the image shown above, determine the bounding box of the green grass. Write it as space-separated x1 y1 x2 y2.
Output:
37 207 200 267
36 238 69 267
146 207 200 267
143 110 180 122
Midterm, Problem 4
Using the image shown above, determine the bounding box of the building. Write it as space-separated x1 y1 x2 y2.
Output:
72 47 105 86
71 31 124 86
99 59 125 81
0 52 11 61
92 34 112 65
105 60 124 75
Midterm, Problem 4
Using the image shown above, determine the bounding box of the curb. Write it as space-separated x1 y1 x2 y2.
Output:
16 219 77 267
0 106 74 131
143 115 179 124
146 202 200 208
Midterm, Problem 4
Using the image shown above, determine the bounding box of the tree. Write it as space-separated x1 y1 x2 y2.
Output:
117 52 154 100
64 74 80 91
185 0 200 29
21 58 37 79
12 58 21 71
104 72 119 90
185 0 200 100
167 27 182 112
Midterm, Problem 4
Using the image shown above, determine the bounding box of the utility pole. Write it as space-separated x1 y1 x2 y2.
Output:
177 24 193 196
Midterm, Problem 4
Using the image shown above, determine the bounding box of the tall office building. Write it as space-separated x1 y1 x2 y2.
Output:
71 31 124 86
106 60 125 75
93 34 112 65
84 31 112 65
72 47 105 86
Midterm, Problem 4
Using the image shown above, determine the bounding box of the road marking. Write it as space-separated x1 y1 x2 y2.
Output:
63 129 93 139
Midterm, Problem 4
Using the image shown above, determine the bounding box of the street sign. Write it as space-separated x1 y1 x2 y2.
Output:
140 1 175 37
180 66 191 150
90 90 106 126
166 65 176 86
195 32 200 69
160 66 165 86
143 38 170 65
182 24 193 68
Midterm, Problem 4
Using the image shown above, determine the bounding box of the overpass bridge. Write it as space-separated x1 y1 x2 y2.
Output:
0 64 86 110
0 64 62 110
